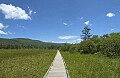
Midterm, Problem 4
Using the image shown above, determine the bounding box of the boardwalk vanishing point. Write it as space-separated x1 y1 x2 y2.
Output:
43 50 70 78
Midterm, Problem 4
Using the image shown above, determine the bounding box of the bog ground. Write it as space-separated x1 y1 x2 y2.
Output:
0 49 119 78
0 49 56 78
61 52 120 78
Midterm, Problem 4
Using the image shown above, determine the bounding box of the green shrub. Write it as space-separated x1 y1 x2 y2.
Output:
79 40 96 54
60 44 70 51
100 38 120 57
69 46 76 53
60 32 120 57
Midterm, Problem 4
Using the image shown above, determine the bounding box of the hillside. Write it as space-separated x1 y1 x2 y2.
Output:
0 38 64 49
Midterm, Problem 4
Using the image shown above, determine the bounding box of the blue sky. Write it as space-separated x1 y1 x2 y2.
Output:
0 0 120 43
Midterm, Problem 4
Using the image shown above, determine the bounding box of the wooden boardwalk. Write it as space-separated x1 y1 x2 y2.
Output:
43 50 69 78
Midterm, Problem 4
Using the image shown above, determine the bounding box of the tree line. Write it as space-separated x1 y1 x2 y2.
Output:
60 26 120 57
0 38 63 49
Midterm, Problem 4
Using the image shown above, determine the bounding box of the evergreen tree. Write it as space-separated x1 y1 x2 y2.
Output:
81 26 92 40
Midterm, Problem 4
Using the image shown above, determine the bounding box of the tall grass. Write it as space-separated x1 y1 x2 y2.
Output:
61 52 120 78
0 49 56 78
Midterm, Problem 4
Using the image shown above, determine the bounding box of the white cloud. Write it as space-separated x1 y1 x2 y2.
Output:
84 21 90 25
78 17 83 20
51 41 66 43
0 30 14 35
44 40 65 43
106 13 115 17
7 31 15 34
28 6 32 15
58 36 79 39
63 22 68 26
77 38 82 41
34 12 36 14
28 6 36 15
0 4 31 20
28 6 29 9
0 22 13 35
111 29 114 31
90 24 92 26
0 23 8 29
0 23 4 29
0 30 8 35
73 38 83 44
80 17 83 20
29 9 33 15
4 26 9 29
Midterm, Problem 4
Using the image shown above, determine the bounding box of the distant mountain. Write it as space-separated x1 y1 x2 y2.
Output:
0 38 64 49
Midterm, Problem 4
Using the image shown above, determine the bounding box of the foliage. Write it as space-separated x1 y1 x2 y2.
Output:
62 52 120 78
0 49 56 78
78 40 96 54
81 26 92 40
99 36 120 57
69 45 76 53
60 43 71 51
0 38 64 49
60 32 120 57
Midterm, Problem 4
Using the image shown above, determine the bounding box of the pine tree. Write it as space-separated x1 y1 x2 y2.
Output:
81 26 92 40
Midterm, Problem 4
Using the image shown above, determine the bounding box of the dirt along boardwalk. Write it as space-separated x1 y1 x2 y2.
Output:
43 50 69 78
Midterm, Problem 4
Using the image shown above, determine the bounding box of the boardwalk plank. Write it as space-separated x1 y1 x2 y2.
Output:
44 50 69 78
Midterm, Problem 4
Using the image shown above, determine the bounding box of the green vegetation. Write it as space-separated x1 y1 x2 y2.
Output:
60 32 120 57
60 32 120 77
81 26 92 40
0 49 56 78
62 52 120 78
0 38 64 49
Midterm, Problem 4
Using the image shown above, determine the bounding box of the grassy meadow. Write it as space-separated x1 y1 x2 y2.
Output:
61 52 120 78
0 49 56 78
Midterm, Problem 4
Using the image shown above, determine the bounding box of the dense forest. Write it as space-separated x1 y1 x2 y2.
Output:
60 32 120 57
0 38 64 49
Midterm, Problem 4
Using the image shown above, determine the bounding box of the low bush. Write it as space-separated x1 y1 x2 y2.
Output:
79 40 96 54
100 38 120 57
60 32 120 57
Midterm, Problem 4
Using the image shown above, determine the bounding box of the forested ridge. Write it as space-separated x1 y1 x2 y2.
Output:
0 38 64 49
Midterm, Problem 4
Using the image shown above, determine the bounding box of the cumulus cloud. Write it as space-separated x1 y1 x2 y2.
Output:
0 23 8 29
0 22 13 35
0 4 31 20
84 21 90 25
58 36 79 39
63 22 68 26
106 13 115 17
0 23 5 29
0 30 8 35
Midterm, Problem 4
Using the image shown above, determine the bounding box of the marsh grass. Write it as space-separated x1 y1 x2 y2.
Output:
61 52 120 78
0 49 56 78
